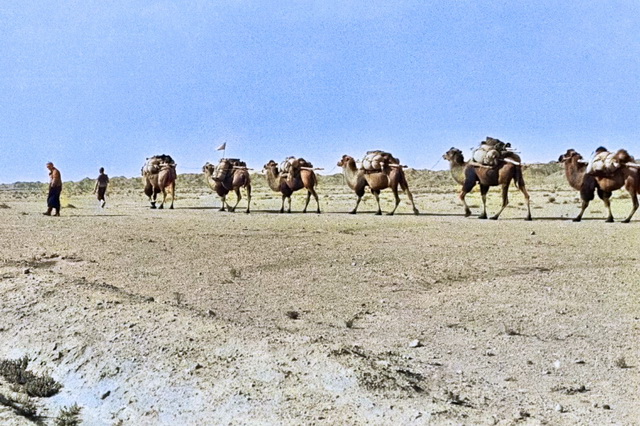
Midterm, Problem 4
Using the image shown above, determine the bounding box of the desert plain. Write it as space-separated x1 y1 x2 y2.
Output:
0 166 638 425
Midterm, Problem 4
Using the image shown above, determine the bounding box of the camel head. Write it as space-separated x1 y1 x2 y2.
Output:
263 160 278 174
202 162 215 175
337 155 355 168
613 149 634 165
443 147 464 163
558 149 582 163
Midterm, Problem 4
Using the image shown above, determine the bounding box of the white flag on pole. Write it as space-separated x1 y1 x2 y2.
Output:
216 142 226 151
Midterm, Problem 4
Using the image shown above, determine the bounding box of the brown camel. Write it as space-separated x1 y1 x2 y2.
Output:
336 155 419 215
142 155 176 209
442 147 531 220
263 160 320 213
202 160 251 213
559 149 639 222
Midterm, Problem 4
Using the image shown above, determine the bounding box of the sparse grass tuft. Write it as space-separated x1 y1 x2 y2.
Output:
286 310 300 320
614 356 629 369
0 356 62 397
503 325 523 336
0 392 38 419
54 403 83 426
229 268 241 278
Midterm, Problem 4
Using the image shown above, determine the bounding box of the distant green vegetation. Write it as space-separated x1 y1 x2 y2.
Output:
0 163 566 201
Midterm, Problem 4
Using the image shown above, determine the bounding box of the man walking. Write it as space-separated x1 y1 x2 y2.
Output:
93 167 110 208
44 162 62 216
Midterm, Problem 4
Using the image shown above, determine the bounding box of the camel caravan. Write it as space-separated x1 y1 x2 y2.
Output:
139 140 640 222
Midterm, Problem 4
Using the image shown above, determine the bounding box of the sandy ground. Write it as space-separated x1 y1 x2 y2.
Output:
0 190 638 425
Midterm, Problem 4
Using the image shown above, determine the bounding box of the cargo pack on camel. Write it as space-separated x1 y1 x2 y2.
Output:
279 157 314 182
213 158 247 181
586 148 634 176
471 137 515 167
359 150 401 174
142 154 176 209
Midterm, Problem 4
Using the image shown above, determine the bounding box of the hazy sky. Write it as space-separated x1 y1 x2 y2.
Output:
1 1 639 182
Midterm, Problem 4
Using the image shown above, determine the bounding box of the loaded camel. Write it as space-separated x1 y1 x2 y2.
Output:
559 149 639 223
142 155 176 209
336 154 419 215
263 159 320 213
203 160 252 213
442 147 531 220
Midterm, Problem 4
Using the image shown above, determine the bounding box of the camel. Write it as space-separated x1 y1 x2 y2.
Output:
336 155 419 215
263 159 320 213
202 160 251 213
442 147 531 220
559 149 639 223
142 155 176 209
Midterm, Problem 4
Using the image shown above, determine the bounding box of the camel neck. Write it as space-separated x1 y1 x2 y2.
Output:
448 160 466 186
341 163 360 190
265 168 282 192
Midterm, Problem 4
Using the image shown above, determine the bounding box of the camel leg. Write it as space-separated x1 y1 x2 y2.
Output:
603 193 614 222
229 188 241 212
520 185 531 221
459 179 476 217
478 185 489 219
387 186 401 216
158 189 166 209
310 187 321 213
168 183 175 209
350 189 365 214
399 175 419 215
573 199 590 222
490 184 510 220
287 196 292 213
622 189 638 223
220 195 226 212
372 190 382 215
245 186 251 214
279 195 286 213
302 190 311 213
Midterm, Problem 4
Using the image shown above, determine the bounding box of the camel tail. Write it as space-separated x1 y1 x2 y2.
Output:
513 166 525 190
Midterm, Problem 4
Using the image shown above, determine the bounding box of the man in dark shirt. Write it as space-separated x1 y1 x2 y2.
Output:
44 162 62 216
93 167 110 208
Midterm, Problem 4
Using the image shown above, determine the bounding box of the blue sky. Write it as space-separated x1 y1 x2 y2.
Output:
1 1 639 182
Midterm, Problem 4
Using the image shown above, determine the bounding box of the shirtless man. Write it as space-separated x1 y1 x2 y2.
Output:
44 162 62 216
93 167 110 208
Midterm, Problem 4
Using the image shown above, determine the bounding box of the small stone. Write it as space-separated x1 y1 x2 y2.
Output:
574 359 585 364
555 403 564 413
144 296 155 302
351 262 357 266
408 339 422 348
101 390 111 400
530 231 536 235
23 268 30 274
207 309 216 317
603 404 611 410
553 360 561 369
